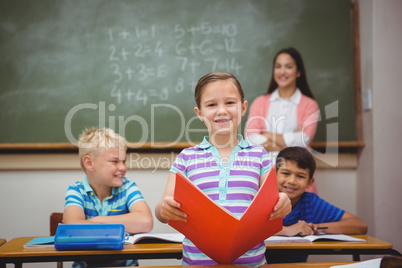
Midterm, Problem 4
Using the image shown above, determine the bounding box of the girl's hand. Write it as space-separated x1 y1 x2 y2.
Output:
159 196 187 222
269 192 291 220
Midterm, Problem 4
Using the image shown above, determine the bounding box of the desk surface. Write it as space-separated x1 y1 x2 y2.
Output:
106 264 356 268
0 235 398 266
0 236 182 258
0 235 392 255
262 263 355 267
264 235 399 262
265 235 392 250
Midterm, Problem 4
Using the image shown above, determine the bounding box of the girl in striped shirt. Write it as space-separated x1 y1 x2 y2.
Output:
155 72 291 266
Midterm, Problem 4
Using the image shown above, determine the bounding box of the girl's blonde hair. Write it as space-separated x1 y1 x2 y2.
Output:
78 128 127 171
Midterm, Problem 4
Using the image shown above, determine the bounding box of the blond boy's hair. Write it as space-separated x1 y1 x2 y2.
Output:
78 128 127 171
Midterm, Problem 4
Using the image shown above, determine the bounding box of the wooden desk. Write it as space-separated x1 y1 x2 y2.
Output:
262 263 355 268
122 266 254 268
265 235 401 261
0 237 182 268
0 235 400 267
107 265 355 268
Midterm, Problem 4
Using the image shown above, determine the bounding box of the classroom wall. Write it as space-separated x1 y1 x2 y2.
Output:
357 0 402 254
1 0 401 267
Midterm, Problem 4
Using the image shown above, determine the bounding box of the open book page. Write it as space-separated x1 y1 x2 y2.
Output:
169 168 282 264
125 233 184 244
24 236 55 248
266 234 366 243
330 258 382 268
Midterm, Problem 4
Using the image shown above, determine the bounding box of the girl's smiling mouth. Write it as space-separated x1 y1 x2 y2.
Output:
214 118 231 124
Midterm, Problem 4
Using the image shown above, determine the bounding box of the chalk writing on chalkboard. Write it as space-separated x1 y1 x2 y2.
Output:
0 0 357 145
106 23 243 106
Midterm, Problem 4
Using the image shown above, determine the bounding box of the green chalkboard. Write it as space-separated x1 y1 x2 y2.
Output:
0 0 356 147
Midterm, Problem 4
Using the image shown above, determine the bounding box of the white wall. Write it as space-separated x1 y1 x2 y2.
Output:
358 0 402 253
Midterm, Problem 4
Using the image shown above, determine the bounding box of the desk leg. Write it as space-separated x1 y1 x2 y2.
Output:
353 254 361 261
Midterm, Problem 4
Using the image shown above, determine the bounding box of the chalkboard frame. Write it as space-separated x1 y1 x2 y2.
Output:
0 1 364 153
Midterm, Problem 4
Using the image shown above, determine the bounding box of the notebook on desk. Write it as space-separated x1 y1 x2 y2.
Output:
125 233 184 244
24 236 55 248
265 234 366 243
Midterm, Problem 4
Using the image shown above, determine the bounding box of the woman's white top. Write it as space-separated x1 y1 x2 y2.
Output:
246 89 310 161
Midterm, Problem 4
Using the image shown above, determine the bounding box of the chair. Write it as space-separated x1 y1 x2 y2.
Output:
381 255 402 268
50 212 63 236
50 212 64 268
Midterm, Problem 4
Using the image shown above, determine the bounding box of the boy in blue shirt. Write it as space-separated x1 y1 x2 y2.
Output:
268 146 367 263
64 128 153 267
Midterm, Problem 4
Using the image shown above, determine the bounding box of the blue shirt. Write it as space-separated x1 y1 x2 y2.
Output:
65 177 144 268
267 192 345 264
284 192 345 226
65 177 144 217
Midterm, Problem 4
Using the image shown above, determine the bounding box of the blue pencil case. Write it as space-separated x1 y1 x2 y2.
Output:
54 224 125 251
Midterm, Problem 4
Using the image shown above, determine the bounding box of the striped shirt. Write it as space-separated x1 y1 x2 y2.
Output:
283 192 345 226
65 177 144 218
65 177 143 268
170 135 272 266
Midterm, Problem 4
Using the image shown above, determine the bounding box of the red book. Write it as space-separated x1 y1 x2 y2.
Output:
169 168 283 264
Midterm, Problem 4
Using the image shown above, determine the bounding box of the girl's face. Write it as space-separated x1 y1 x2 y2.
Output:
194 79 247 137
274 53 300 91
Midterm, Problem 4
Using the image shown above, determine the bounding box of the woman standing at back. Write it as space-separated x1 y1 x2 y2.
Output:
245 47 319 193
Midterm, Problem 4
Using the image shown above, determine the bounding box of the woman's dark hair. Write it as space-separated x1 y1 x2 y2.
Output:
267 47 315 99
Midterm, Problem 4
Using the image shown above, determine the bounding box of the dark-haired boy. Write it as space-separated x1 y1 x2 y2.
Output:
268 146 367 263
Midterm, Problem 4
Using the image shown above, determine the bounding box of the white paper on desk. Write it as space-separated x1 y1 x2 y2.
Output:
125 233 184 244
265 234 366 243
330 258 382 268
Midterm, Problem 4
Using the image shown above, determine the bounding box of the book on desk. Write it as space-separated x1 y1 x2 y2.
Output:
23 236 55 248
125 232 184 244
265 234 366 243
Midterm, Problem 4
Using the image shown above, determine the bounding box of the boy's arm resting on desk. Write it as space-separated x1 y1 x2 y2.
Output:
94 200 153 234
275 220 315 237
63 201 153 234
274 212 368 237
311 212 368 235
155 172 187 224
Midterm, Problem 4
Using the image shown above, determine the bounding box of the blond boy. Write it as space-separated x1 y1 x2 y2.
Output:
63 128 153 267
